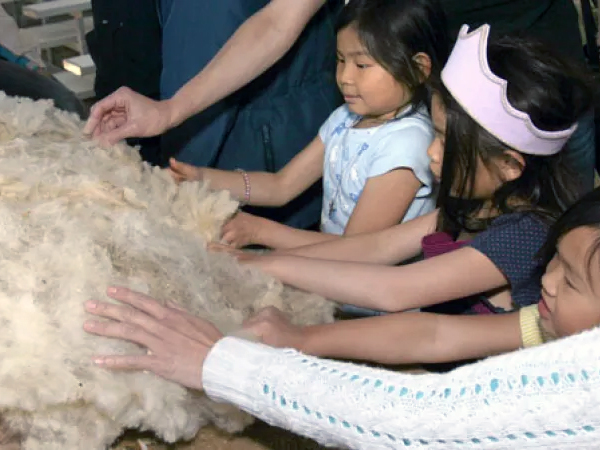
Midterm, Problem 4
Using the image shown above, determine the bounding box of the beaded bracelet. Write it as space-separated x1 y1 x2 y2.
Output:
235 168 251 205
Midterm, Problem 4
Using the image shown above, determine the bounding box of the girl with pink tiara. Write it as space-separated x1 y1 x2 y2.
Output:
212 23 594 351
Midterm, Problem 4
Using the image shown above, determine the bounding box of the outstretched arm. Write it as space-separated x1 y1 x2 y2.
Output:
256 244 508 311
84 287 600 450
222 168 424 249
169 135 325 207
245 307 521 364
166 0 327 129
267 210 439 264
84 0 327 142
204 330 600 449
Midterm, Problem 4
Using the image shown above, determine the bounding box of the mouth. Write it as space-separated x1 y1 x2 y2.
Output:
343 94 360 103
537 295 551 320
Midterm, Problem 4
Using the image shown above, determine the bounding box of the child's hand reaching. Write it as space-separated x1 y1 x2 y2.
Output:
243 306 307 350
207 242 259 262
220 211 264 248
167 158 204 184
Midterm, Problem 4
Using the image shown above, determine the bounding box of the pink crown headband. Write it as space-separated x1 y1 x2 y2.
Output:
441 24 577 156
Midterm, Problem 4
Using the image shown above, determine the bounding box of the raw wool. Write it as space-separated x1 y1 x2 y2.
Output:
0 92 335 450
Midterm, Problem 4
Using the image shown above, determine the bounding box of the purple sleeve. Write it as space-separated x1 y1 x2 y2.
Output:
469 213 549 307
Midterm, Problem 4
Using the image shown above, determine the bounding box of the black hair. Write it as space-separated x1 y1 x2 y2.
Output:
336 0 449 110
539 187 600 282
433 35 595 235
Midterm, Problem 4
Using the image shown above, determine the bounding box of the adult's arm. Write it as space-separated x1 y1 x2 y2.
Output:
166 0 327 128
84 0 327 142
85 287 599 449
204 331 600 449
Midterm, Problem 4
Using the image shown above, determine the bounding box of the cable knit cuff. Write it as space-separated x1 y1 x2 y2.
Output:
203 337 282 415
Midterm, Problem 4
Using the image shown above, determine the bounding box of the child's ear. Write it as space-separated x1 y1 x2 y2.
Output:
413 53 432 80
499 149 525 182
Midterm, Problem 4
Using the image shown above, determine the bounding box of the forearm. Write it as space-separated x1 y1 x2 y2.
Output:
262 255 422 311
255 223 340 250
283 212 437 264
266 238 511 313
202 168 289 206
301 312 521 364
301 312 440 364
204 333 600 449
264 255 440 312
166 1 322 128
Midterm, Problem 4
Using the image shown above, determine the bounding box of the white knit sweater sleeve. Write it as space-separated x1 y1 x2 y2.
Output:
203 330 600 449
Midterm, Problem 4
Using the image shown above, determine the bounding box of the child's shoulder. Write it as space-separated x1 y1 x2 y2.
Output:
476 211 549 246
320 105 359 139
381 105 433 136
488 211 548 230
325 104 358 125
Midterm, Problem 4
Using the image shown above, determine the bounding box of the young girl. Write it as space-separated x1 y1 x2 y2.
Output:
243 186 600 365
168 0 449 250
218 25 592 317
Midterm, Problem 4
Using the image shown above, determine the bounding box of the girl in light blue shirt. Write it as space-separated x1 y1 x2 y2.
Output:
169 0 448 250
319 102 434 235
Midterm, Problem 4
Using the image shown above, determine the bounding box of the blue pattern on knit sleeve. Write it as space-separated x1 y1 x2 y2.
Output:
469 213 549 307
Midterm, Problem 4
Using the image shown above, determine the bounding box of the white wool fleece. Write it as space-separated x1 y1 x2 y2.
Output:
0 92 335 450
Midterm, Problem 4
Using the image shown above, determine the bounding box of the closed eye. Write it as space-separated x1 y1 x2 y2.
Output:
565 276 579 292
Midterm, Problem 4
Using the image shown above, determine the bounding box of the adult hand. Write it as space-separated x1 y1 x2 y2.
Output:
83 286 223 391
83 87 174 146
243 306 307 350
166 158 204 184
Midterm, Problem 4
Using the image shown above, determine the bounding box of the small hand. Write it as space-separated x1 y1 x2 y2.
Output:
167 158 204 184
83 286 223 391
220 211 264 248
243 306 307 350
83 87 173 146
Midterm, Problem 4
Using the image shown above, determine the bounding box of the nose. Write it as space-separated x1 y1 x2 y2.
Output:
541 255 561 297
337 62 354 86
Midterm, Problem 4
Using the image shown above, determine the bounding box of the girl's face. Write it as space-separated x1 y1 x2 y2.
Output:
539 227 600 339
428 93 509 199
336 25 411 121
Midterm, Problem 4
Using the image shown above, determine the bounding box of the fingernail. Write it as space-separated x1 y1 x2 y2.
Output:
87 301 97 309
93 358 104 365
83 320 96 329
107 286 117 294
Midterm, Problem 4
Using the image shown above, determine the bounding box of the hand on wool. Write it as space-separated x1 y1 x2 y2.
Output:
207 242 262 261
243 306 307 351
83 87 173 145
83 286 223 391
167 158 205 184
220 211 265 248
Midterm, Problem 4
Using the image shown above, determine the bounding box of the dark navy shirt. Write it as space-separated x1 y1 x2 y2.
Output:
469 213 549 308
421 212 549 315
